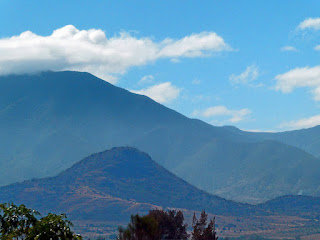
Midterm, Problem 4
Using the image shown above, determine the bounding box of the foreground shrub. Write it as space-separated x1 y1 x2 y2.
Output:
0 203 82 240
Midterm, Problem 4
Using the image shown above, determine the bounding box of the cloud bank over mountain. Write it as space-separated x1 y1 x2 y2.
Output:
0 25 230 83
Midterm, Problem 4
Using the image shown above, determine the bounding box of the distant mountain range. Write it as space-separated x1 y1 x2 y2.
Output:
1 71 320 203
261 195 320 218
0 147 256 221
242 126 320 158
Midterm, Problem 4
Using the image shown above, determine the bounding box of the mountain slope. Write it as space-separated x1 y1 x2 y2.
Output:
1 71 320 203
174 139 320 203
0 147 256 221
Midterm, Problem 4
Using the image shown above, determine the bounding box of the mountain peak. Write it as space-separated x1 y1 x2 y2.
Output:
59 146 159 180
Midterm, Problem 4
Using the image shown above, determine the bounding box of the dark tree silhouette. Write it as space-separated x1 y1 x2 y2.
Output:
149 209 188 240
118 209 189 240
191 210 218 240
118 214 159 240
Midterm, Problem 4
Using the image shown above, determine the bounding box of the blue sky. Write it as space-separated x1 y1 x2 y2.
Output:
1 0 320 131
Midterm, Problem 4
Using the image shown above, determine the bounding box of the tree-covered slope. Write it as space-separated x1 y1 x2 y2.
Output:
1 71 320 203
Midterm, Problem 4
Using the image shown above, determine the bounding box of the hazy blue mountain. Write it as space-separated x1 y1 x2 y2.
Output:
1 71 320 203
0 147 256 221
238 126 320 158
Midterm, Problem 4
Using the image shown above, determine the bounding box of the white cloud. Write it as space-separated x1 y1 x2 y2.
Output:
192 78 201 85
242 129 276 133
139 75 154 85
275 65 320 100
170 58 181 63
191 95 211 103
298 18 320 30
131 82 180 104
229 65 261 87
193 105 251 123
280 115 320 130
281 46 298 52
0 25 230 83
158 32 231 58
313 44 320 51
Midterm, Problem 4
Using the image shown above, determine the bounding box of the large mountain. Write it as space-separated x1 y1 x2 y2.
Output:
1 71 320 203
0 147 255 221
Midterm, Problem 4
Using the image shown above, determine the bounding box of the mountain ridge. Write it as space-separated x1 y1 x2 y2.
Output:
240 125 320 158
